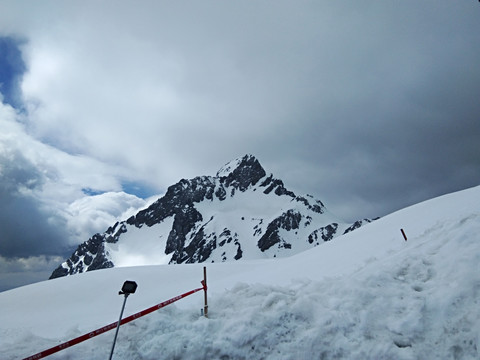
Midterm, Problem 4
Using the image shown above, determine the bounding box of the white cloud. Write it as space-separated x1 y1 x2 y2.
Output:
65 191 154 244
0 99 155 253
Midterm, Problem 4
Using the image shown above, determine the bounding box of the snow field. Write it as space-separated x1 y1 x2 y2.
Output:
0 186 479 359
106 218 175 267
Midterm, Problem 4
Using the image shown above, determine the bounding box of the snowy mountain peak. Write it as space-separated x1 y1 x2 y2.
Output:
216 154 266 191
50 155 373 279
216 154 258 177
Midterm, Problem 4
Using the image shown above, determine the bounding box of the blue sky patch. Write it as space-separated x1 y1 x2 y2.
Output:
121 180 159 199
0 36 27 110
81 188 106 196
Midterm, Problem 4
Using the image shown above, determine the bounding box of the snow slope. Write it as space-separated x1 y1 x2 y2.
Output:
1 186 479 359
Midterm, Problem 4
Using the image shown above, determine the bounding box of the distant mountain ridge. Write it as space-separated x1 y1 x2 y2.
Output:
50 155 374 279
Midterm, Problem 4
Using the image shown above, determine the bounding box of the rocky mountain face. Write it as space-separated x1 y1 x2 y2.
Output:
50 155 374 279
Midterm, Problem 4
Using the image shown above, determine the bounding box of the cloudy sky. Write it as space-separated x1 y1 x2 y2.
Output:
1 1 479 291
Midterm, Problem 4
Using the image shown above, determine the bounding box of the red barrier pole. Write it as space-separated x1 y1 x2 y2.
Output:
23 284 206 360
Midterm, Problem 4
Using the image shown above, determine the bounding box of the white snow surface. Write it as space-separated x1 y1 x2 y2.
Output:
1 185 479 359
105 218 175 268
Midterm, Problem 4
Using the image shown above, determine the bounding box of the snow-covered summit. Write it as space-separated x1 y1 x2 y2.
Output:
216 154 260 178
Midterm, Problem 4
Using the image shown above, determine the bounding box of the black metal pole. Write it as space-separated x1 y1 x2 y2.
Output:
203 266 208 318
109 293 129 360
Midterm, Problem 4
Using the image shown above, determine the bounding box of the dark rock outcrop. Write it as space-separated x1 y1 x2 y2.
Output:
258 210 302 251
50 234 113 279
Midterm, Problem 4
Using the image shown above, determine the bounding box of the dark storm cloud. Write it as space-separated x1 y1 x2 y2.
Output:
0 150 70 258
246 1 480 221
0 0 476 220
0 254 64 292
0 0 479 291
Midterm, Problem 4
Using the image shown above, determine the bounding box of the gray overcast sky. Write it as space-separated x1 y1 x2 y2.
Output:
1 1 479 291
